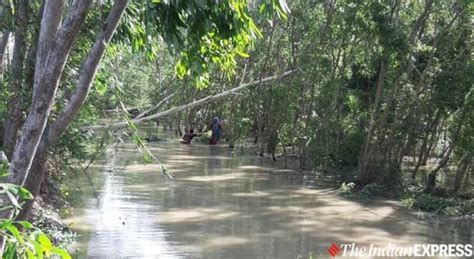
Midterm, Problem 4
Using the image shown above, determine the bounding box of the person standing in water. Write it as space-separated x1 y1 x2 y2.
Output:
181 129 200 144
209 117 223 145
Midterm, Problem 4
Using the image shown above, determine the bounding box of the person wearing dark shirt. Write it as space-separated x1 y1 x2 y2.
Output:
209 117 223 145
181 129 199 144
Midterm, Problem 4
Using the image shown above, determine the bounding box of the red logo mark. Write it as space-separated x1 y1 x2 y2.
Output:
327 243 340 257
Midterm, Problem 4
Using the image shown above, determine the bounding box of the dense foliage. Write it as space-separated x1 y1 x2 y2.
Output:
0 0 473 256
120 0 473 196
0 163 70 259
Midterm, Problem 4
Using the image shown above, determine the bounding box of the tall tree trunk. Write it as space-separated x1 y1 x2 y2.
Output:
300 81 315 170
408 0 433 43
22 1 46 101
0 31 8 145
16 143 49 220
256 23 276 157
426 143 453 192
3 0 28 158
32 0 64 98
257 100 265 157
0 4 91 254
423 124 442 166
412 135 428 179
3 1 44 153
228 65 247 148
452 154 471 194
426 111 465 192
412 110 441 179
357 60 387 184
0 31 10 76
7 0 91 185
357 0 434 186
19 0 130 221
1 0 76 253
461 163 472 193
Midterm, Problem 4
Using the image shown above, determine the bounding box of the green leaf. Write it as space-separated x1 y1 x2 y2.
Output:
3 243 15 259
18 187 33 200
175 59 187 78
2 183 17 194
37 233 53 255
8 0 15 14
258 3 266 14
51 247 72 259
16 221 33 230
237 51 249 58
25 247 35 259
95 81 107 96
30 239 44 259
0 171 11 179
0 205 15 211
6 190 21 209
7 224 23 244
278 0 291 14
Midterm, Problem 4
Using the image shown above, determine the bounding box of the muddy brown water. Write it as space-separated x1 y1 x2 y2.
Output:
64 140 473 258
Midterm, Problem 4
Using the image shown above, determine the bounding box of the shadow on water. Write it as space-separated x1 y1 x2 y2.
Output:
64 139 473 259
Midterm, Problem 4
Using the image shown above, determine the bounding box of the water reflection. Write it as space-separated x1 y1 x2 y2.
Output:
64 141 473 258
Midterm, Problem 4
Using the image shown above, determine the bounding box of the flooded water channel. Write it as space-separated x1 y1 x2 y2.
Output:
64 139 473 258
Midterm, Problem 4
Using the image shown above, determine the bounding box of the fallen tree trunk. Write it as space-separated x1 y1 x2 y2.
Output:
91 70 295 129
135 92 176 119
105 106 146 113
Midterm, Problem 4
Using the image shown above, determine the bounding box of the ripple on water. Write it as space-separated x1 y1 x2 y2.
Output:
64 140 473 258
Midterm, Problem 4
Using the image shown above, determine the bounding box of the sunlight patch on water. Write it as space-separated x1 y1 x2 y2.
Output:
180 172 248 182
232 191 270 197
168 154 232 161
292 219 324 226
202 236 250 249
267 194 303 200
238 165 273 171
124 185 170 192
124 163 163 172
156 207 239 224
165 159 202 165
292 187 337 195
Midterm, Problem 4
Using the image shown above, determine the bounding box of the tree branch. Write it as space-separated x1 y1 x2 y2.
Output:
408 0 433 44
0 31 10 75
135 92 176 119
99 70 296 129
47 0 130 146
32 0 64 99
8 0 93 186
